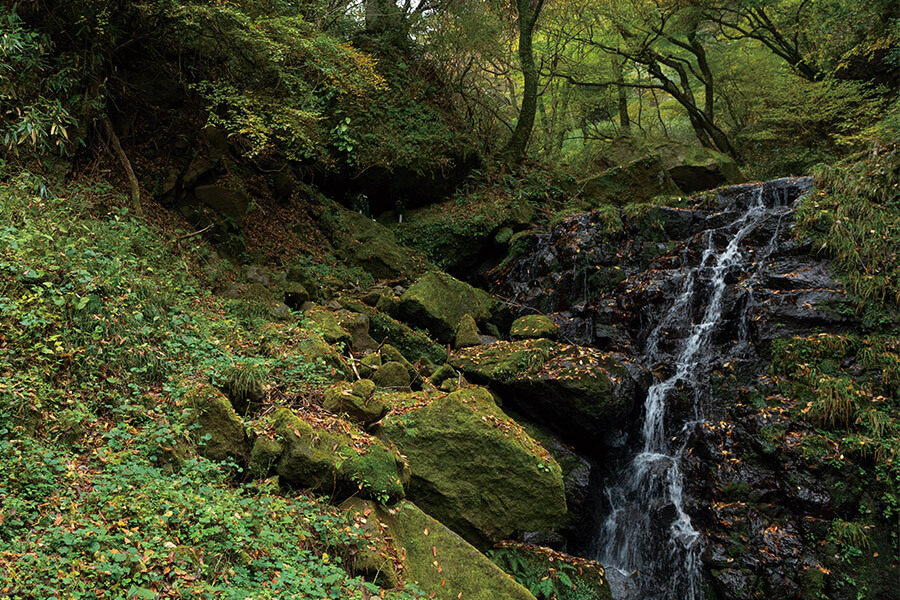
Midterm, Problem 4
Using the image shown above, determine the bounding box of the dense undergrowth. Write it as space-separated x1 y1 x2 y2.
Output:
0 175 422 599
757 143 900 597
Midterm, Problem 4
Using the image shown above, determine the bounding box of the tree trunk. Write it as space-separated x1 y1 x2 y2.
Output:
503 0 544 165
613 55 631 132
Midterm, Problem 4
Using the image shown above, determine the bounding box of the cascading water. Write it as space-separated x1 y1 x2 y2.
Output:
490 177 819 598
591 184 803 599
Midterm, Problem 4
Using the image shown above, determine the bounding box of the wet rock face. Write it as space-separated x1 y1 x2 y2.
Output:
492 177 852 359
491 177 868 599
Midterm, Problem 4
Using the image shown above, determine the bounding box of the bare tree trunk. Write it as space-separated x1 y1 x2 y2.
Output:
102 117 142 217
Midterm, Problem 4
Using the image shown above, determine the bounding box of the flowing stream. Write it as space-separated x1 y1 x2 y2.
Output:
592 185 798 599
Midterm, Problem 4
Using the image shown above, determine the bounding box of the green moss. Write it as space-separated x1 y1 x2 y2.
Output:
400 271 510 344
373 361 412 389
378 387 567 548
509 315 559 341
182 382 247 463
344 499 537 600
578 155 682 207
295 333 350 381
318 203 428 281
303 304 352 348
339 443 409 505
323 383 388 425
450 340 640 437
249 435 283 479
340 297 447 365
455 314 483 348
395 193 535 273
269 408 407 503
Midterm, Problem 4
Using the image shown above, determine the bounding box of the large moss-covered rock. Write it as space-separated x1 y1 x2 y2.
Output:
334 310 378 352
449 339 647 449
263 408 408 503
652 140 745 193
294 332 350 381
323 382 387 425
344 499 537 600
318 205 427 280
400 272 510 344
510 314 559 340
375 387 567 548
182 382 247 463
580 155 682 206
394 193 537 276
303 304 352 348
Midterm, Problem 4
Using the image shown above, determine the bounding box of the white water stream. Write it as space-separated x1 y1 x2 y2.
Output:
595 187 789 599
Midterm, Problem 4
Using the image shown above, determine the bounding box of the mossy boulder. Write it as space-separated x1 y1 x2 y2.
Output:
510 315 559 341
375 293 401 317
358 352 382 378
263 408 408 503
248 434 283 479
352 378 376 398
303 304 352 348
580 155 682 206
295 332 350 381
394 192 537 275
651 140 745 193
323 382 388 425
280 281 309 310
340 297 447 365
373 361 411 389
182 382 248 463
344 499 537 600
375 387 567 548
429 363 457 387
449 339 648 449
455 314 483 349
400 271 510 344
318 204 427 280
334 310 378 352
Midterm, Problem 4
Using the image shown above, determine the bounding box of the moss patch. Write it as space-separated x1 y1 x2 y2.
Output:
510 315 559 341
264 408 408 504
182 381 247 463
450 340 644 448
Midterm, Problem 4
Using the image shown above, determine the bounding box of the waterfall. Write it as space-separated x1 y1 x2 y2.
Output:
592 184 799 599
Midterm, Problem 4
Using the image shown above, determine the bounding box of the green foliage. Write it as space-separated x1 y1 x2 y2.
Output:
794 143 900 307
488 547 605 600
167 1 386 162
0 174 421 598
0 434 406 599
0 8 81 156
738 77 890 178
